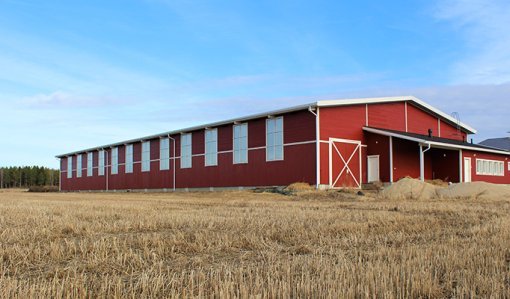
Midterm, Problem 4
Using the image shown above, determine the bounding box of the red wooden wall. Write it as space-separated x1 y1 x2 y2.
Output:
60 110 316 191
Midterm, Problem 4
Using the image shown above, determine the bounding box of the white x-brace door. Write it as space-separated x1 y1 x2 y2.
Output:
328 138 362 189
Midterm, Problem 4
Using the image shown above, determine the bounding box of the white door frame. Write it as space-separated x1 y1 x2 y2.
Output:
328 138 362 189
464 157 472 183
367 155 380 183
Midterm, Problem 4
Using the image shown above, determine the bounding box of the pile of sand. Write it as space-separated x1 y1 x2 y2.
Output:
379 178 439 200
380 178 510 200
437 182 510 200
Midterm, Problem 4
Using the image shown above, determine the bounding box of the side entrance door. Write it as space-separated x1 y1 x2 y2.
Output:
367 155 380 183
464 157 472 182
329 138 362 189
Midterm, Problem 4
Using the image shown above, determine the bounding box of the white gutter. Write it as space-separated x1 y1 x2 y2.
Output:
308 106 320 189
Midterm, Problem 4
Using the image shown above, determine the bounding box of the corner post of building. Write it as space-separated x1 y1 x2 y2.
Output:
419 144 424 182
389 136 394 184
459 149 463 183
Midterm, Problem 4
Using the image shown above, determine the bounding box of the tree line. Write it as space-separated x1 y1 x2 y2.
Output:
0 166 59 188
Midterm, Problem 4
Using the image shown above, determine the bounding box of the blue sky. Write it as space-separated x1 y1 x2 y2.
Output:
1 0 509 168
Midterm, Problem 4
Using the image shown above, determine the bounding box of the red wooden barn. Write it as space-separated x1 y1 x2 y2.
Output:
57 96 510 191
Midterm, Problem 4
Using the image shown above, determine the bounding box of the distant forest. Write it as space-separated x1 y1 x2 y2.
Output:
0 166 59 188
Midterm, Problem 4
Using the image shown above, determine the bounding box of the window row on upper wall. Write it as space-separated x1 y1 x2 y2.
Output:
66 151 105 179
476 159 505 176
65 116 285 177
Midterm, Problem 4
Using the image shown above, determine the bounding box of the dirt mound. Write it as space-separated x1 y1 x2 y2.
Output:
284 182 314 193
379 178 439 200
437 182 510 200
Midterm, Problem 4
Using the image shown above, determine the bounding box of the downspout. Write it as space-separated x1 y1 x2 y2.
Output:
57 158 61 192
168 134 176 191
105 148 109 191
422 143 431 154
308 106 320 189
419 143 431 181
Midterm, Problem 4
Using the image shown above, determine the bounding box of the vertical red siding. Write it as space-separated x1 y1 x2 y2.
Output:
61 109 317 191
407 104 440 137
367 102 406 131
440 120 467 141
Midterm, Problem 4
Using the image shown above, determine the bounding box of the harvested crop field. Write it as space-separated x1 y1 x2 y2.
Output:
0 188 509 298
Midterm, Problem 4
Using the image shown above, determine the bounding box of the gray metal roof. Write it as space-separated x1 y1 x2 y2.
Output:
479 137 510 151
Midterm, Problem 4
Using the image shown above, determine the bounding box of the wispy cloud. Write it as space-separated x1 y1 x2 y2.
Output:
19 91 121 108
435 0 510 84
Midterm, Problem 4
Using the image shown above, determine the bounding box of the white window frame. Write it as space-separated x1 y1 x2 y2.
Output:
125 144 133 173
180 133 192 169
87 152 93 177
67 156 73 179
98 150 105 176
205 128 218 166
476 158 504 176
141 141 151 172
111 147 118 175
76 154 82 178
508 161 510 172
233 123 248 164
160 138 170 170
266 117 284 161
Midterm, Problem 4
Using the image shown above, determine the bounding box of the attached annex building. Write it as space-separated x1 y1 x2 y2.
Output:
57 96 510 191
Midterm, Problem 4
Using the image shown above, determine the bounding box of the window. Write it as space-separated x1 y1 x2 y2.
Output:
476 158 504 176
98 150 105 176
142 141 151 172
205 129 218 166
111 147 118 174
180 133 192 168
508 162 510 172
76 154 82 178
266 117 283 161
67 156 73 179
87 152 93 177
233 123 248 164
160 138 170 170
125 144 133 173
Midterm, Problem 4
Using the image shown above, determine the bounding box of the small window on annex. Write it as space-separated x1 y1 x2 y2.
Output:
111 147 118 175
87 152 93 177
125 144 133 173
233 123 248 164
142 141 151 172
180 133 192 168
160 138 170 170
67 156 73 179
76 154 82 178
205 129 218 166
266 117 283 161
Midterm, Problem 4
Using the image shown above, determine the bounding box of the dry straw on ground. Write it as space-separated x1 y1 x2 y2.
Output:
0 187 509 297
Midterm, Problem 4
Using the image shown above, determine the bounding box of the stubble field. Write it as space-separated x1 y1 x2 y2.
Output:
0 188 509 298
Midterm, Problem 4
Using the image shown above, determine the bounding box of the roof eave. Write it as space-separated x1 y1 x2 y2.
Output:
363 127 510 156
317 96 477 134
55 102 317 158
